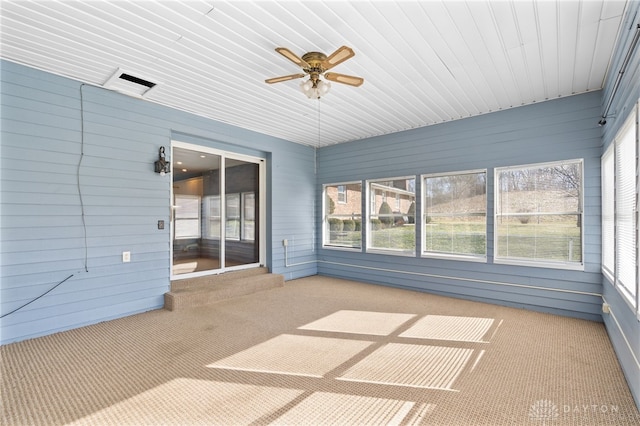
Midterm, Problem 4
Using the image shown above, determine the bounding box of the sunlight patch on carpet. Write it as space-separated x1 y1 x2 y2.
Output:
298 310 416 336
68 379 303 425
338 343 473 391
400 315 495 342
208 334 374 377
271 392 423 425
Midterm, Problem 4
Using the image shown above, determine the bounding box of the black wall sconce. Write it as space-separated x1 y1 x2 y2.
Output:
154 146 171 175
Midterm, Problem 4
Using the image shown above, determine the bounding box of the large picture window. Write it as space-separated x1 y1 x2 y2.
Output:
324 182 362 249
495 159 583 268
422 170 486 259
367 177 416 254
603 105 638 311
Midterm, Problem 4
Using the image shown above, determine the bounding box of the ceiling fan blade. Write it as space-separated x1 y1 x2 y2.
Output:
265 73 306 84
275 47 310 69
322 46 355 70
324 72 364 87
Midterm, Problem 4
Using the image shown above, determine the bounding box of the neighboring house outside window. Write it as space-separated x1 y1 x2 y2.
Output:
324 182 362 249
367 177 416 255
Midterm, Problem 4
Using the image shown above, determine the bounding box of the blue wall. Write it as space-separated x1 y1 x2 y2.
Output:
317 91 604 322
599 2 640 409
0 59 317 344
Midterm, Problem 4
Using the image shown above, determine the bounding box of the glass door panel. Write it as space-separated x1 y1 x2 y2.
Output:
224 159 259 267
172 148 221 276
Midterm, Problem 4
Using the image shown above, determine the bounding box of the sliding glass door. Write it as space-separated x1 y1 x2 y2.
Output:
171 142 264 278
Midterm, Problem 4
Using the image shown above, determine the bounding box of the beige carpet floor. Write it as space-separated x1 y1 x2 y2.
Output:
2 275 639 425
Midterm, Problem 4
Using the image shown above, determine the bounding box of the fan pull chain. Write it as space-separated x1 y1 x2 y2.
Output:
317 98 321 146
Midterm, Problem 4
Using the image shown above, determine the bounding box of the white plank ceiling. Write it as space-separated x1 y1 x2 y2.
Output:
0 0 628 147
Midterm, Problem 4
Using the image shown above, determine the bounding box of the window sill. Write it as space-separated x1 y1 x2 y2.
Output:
494 258 584 271
323 245 362 251
366 248 416 257
422 252 487 263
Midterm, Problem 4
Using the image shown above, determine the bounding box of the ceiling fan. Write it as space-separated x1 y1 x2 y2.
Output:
265 46 364 99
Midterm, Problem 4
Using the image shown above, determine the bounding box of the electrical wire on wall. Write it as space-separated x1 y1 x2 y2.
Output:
0 275 74 319
79 84 89 272
1 84 90 318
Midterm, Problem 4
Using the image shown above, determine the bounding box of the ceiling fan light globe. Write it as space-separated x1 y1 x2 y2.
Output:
319 80 331 95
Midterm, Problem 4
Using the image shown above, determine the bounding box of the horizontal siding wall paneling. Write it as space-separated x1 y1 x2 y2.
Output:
1 88 80 121
0 78 80 112
1 295 165 344
318 263 602 322
2 151 81 179
3 100 81 132
599 1 640 410
171 131 267 160
318 93 601 162
2 119 80 150
1 60 81 101
319 138 601 184
603 282 640 408
268 138 317 279
317 91 603 321
1 270 167 316
318 250 602 293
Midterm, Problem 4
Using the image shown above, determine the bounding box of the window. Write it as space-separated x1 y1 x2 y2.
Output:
495 159 583 268
337 185 347 204
243 192 255 241
204 192 255 241
367 177 416 254
174 194 201 239
204 195 221 238
602 145 615 280
603 105 638 311
422 170 486 259
324 182 362 249
226 193 241 240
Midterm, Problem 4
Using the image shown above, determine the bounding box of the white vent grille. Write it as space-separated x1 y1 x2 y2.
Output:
103 67 158 97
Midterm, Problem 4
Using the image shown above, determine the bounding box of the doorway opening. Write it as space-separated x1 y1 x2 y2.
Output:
171 142 265 279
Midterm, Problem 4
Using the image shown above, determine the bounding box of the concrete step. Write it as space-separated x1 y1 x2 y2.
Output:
164 267 284 311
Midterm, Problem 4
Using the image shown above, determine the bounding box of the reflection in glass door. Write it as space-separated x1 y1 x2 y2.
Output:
224 159 260 267
171 144 262 278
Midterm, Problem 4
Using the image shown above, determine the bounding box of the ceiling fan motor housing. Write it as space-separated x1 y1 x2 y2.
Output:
301 52 328 73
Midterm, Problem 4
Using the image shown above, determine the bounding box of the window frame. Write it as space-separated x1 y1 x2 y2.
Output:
366 176 416 256
323 181 363 250
494 159 584 270
603 102 639 314
421 169 487 262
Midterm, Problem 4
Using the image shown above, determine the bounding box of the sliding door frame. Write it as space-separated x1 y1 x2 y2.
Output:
170 140 266 280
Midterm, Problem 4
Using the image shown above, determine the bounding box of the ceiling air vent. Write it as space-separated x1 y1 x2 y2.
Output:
103 67 158 97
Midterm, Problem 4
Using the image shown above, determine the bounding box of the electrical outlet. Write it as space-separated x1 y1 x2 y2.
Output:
122 251 131 263
602 303 610 314
283 239 288 247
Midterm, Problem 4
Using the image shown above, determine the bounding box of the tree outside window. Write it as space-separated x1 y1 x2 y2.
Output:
423 170 486 258
495 159 583 267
